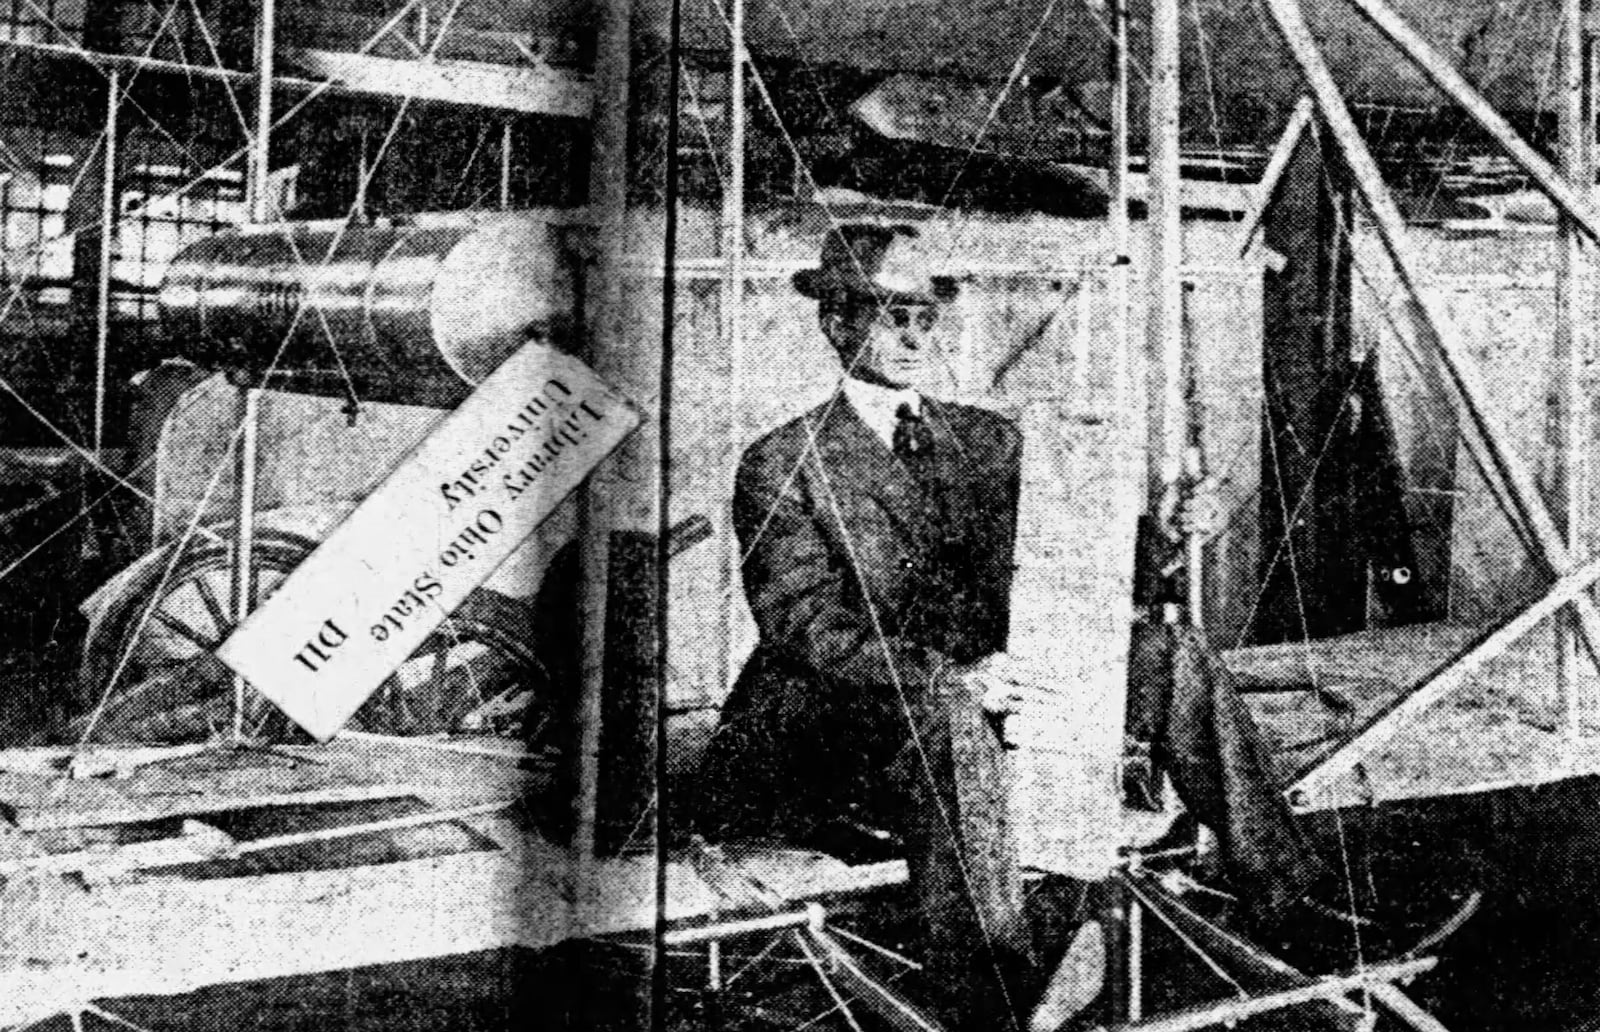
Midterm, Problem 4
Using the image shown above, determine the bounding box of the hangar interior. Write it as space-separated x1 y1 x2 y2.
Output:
0 2 1599 1031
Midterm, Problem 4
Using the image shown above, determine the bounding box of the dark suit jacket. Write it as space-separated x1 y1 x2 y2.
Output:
693 391 1023 839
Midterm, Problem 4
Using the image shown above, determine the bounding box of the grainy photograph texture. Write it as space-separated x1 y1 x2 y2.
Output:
0 0 1597 1030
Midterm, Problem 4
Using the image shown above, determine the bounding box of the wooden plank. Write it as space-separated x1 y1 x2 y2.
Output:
0 738 538 830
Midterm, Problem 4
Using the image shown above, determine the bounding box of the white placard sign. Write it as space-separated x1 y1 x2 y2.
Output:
217 342 642 741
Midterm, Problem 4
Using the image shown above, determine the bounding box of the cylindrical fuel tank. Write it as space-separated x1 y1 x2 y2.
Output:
158 216 578 402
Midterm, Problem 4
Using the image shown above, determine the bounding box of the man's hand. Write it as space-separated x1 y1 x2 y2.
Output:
948 652 1046 748
1157 475 1225 543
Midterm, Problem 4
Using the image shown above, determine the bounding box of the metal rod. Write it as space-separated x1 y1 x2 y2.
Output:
1337 0 1600 246
1237 96 1315 257
92 68 119 460
249 0 278 223
230 0 277 741
1147 0 1184 501
1181 282 1205 627
719 0 747 701
1287 550 1600 809
1092 958 1436 1032
230 384 260 741
1262 0 1600 670
1128 895 1144 1022
1109 0 1132 416
500 119 513 209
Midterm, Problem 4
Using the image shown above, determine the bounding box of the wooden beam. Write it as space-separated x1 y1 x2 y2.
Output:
1262 0 1600 669
1286 551 1600 809
281 48 593 116
1338 0 1600 247
1237 96 1315 258
1147 0 1184 501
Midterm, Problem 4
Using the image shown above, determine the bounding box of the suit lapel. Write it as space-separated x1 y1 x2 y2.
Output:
808 394 935 546
921 401 981 531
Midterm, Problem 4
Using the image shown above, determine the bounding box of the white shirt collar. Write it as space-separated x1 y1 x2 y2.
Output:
841 377 922 449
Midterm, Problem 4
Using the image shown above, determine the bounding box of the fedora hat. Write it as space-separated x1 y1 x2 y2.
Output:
792 222 958 305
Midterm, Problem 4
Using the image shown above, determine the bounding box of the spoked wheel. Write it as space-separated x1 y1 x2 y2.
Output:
75 531 562 750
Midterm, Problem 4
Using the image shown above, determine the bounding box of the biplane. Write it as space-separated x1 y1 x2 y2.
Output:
0 0 1599 1030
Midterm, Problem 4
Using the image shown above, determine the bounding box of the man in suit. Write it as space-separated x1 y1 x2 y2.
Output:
692 222 1045 1028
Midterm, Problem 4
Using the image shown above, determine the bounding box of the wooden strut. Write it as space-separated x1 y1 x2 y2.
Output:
1261 0 1600 677
1087 957 1436 1032
1236 96 1315 258
1147 0 1184 503
662 904 822 947
1554 0 1595 744
92 68 118 460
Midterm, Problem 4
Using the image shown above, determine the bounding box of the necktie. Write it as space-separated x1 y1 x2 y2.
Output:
893 402 933 459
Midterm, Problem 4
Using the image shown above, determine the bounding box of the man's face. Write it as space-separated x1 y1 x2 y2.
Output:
828 300 942 389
